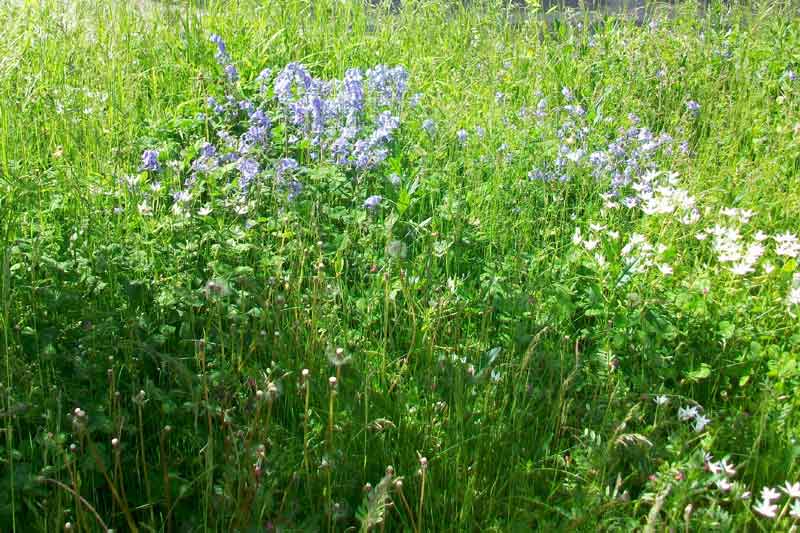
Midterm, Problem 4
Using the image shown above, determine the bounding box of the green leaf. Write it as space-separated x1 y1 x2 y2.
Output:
718 321 735 340
685 363 712 383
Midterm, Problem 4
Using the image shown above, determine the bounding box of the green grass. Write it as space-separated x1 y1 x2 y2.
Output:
1 0 800 530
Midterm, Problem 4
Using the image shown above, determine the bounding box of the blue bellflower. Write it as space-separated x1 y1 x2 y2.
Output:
140 149 160 172
363 195 382 209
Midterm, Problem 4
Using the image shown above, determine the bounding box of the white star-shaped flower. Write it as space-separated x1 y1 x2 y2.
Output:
693 414 711 432
782 481 800 499
760 486 781 503
753 499 777 518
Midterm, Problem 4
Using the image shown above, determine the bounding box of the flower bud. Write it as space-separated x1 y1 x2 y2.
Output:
267 383 279 399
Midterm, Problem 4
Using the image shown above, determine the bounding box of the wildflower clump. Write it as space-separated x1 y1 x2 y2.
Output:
136 34 412 223
4 2 800 532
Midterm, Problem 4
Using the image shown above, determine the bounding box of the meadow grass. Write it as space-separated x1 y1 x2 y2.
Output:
1 0 800 530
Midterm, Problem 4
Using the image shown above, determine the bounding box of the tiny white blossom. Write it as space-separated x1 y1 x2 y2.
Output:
572 227 583 245
447 278 457 293
782 481 800 499
719 458 736 477
790 499 800 518
753 499 778 518
198 206 213 216
761 486 781 503
720 207 754 224
658 264 673 276
594 253 606 268
716 478 732 491
694 414 711 432
745 242 764 262
775 232 800 258
730 262 754 276
123 174 140 188
653 395 669 406
173 190 191 203
138 202 152 216
678 406 698 421
630 233 647 245
788 286 800 307
583 239 599 251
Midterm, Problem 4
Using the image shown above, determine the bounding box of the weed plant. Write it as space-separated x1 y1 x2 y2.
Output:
1 0 800 530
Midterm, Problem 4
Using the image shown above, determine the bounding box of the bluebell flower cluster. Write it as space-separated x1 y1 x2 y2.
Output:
211 33 238 82
138 34 412 218
237 158 260 192
521 90 686 205
270 62 405 170
366 64 408 106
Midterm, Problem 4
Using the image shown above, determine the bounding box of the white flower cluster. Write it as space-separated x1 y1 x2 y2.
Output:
708 224 765 276
677 404 711 432
753 482 800 519
775 232 800 258
700 453 800 521
704 453 737 491
571 225 620 270
574 183 800 310
620 233 671 277
640 185 699 224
